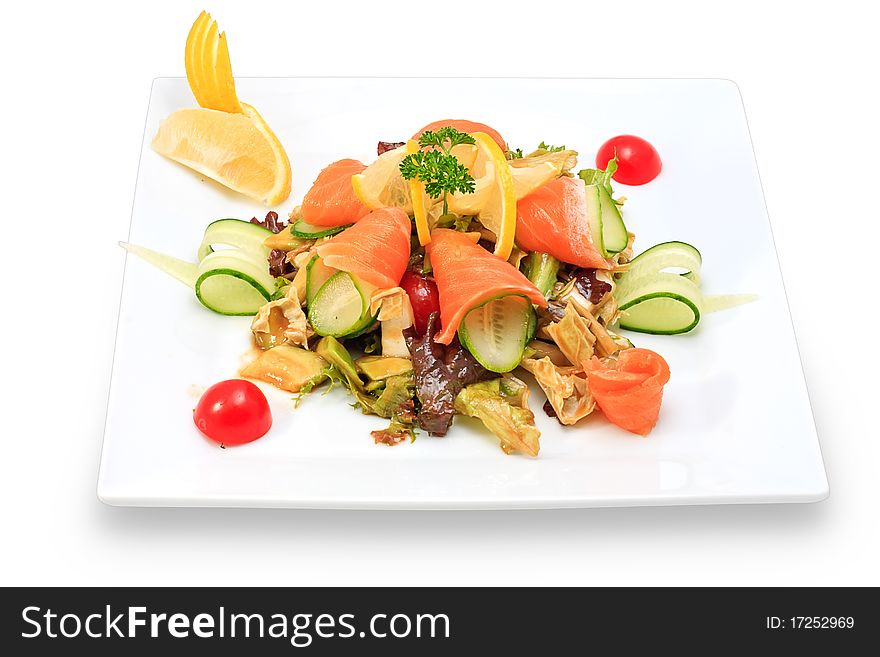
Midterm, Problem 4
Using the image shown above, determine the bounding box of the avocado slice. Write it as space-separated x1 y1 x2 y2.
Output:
316 337 416 419
240 345 331 393
316 336 364 390
365 379 387 393
263 228 312 252
355 355 413 381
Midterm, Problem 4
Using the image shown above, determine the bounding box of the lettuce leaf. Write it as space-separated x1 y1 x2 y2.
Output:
577 155 618 196
454 376 540 457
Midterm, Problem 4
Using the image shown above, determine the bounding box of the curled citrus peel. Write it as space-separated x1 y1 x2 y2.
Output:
185 11 243 114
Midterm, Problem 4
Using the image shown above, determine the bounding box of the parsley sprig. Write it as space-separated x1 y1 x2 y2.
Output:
399 127 476 214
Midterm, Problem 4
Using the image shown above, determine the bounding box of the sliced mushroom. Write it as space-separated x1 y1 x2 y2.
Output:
520 356 595 425
251 285 312 350
369 287 414 358
545 302 595 365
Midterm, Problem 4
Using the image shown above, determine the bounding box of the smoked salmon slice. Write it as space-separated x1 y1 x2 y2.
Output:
516 176 611 270
301 158 371 227
584 348 671 435
426 229 547 344
413 119 507 152
316 207 411 289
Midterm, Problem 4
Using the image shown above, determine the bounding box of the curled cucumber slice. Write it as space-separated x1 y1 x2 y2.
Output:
305 254 337 306
585 184 629 257
197 218 273 261
458 295 536 373
615 240 704 335
617 274 702 335
194 249 276 315
291 219 350 239
195 270 273 316
596 185 628 254
308 272 377 338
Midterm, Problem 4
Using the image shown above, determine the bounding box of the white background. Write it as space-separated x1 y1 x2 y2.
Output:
1 0 877 586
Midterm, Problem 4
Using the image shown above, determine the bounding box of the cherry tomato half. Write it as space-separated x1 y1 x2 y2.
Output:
400 270 440 336
193 379 272 446
596 135 662 186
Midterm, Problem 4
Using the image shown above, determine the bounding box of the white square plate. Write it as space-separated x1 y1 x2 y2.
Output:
98 78 827 509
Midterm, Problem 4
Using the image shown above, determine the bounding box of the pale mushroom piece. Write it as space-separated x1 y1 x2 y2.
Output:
250 285 313 350
545 302 595 366
525 339 570 367
585 312 621 358
596 292 621 328
552 279 622 353
520 356 596 426
369 287 414 358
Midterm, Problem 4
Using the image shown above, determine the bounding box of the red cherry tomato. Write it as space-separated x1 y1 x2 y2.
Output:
400 270 440 336
596 135 662 186
193 380 272 446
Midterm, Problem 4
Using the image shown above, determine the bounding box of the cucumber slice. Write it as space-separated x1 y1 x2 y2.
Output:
625 241 702 284
616 270 703 335
585 184 628 256
193 249 277 315
613 241 706 334
195 269 273 315
291 219 350 239
198 249 277 292
526 305 538 342
305 254 338 306
458 295 536 373
596 185 628 254
308 272 376 337
197 218 273 261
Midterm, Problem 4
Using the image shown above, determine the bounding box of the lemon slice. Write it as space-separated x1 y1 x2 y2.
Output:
405 140 433 246
510 161 561 198
469 132 516 260
449 149 566 216
351 145 412 212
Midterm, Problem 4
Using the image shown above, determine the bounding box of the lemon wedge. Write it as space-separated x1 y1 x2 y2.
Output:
152 103 291 206
351 145 412 212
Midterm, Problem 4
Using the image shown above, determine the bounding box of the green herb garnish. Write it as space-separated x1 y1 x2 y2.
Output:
399 127 476 214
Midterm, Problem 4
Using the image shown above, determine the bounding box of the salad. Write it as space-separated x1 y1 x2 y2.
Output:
125 13 750 456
